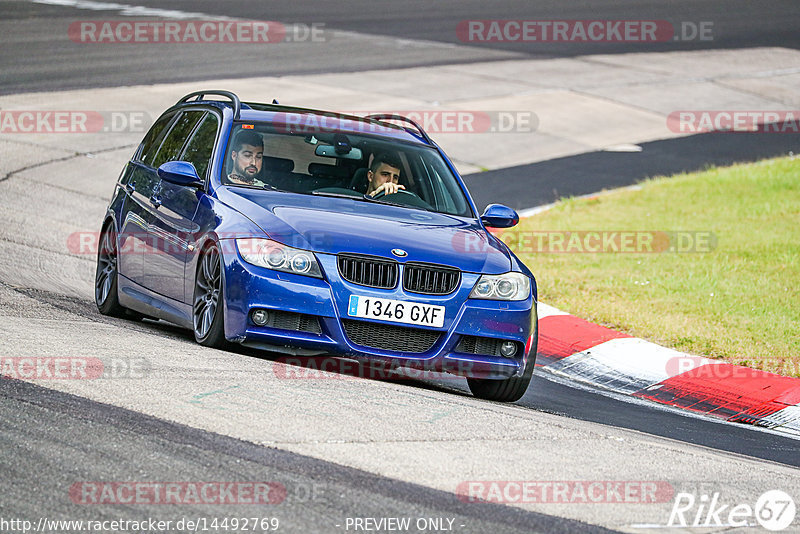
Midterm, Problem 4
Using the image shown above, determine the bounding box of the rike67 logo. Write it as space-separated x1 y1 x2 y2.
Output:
667 490 796 531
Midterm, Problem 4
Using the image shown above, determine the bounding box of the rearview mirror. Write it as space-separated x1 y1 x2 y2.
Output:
157 161 203 188
481 204 519 228
315 144 363 160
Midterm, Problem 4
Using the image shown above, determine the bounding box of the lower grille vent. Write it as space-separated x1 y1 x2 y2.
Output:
456 335 504 357
269 311 322 334
342 319 440 353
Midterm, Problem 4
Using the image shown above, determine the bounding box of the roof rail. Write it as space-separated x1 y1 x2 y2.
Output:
177 90 242 119
364 113 433 145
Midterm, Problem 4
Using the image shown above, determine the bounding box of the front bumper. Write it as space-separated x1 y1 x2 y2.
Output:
221 248 536 379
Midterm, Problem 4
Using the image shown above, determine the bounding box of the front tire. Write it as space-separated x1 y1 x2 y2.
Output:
467 324 538 403
193 243 227 348
95 224 126 317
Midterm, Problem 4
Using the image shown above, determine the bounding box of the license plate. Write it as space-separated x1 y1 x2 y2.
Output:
347 295 445 328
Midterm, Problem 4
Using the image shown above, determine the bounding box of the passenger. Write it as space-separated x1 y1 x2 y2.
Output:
227 131 263 185
366 153 405 197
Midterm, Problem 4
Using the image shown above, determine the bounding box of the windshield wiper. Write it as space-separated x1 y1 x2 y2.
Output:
226 182 281 192
310 190 436 213
361 194 436 212
311 191 367 200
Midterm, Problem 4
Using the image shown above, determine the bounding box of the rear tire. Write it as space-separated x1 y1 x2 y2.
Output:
95 224 126 317
467 323 538 403
193 243 228 348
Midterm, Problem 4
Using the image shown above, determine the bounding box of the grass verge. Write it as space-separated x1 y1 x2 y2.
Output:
499 155 800 377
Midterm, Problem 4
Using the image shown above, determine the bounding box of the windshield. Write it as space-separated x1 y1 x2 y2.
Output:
222 122 474 217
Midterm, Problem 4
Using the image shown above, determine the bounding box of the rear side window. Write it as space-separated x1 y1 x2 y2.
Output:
138 111 176 165
150 110 205 169
180 113 219 180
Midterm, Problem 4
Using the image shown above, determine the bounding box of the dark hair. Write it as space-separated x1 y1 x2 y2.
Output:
232 130 263 153
370 152 402 173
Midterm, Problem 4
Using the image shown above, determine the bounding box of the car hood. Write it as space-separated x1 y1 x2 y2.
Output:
219 188 512 273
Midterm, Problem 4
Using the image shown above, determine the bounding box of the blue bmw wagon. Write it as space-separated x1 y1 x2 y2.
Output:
95 90 538 402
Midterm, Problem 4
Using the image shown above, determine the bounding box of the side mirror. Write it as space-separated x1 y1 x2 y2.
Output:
157 161 203 188
480 204 519 228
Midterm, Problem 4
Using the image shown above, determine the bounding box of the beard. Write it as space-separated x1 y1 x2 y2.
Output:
236 165 258 177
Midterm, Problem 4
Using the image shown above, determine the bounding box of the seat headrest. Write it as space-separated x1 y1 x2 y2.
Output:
349 167 369 193
263 156 294 173
308 163 349 179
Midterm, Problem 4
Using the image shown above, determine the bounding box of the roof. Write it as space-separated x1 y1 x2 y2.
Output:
175 90 434 146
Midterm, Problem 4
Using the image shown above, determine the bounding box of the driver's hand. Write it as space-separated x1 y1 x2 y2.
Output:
369 183 405 197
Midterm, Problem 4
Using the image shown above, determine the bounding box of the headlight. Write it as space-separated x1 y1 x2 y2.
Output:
469 272 530 301
236 238 322 278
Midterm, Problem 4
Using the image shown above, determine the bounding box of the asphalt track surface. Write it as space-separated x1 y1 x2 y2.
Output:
2 0 800 94
0 378 614 534
464 127 800 211
2 1 800 532
5 281 800 469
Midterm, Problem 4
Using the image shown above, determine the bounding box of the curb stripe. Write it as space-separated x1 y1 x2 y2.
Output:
544 337 719 395
634 363 800 424
536 314 630 366
537 306 800 437
757 406 800 436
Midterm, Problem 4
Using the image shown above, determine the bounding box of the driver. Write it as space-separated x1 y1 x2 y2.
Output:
227 130 264 185
366 153 405 197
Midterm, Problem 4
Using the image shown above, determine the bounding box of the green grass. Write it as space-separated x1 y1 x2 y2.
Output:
499 156 800 377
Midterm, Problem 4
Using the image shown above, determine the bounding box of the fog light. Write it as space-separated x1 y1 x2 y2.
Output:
500 341 517 358
251 309 270 326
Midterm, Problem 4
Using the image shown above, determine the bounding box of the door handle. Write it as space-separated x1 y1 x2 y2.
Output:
149 195 162 208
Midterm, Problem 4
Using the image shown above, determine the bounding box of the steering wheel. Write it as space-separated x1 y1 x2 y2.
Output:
371 188 419 200
369 188 434 210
